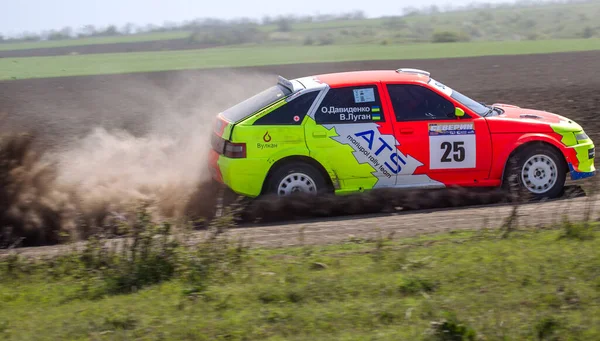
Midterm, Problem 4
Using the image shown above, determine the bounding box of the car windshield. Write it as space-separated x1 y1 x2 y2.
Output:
428 79 489 116
221 84 292 122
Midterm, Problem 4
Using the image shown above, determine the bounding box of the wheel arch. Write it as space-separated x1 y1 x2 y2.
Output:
500 140 568 186
261 155 334 195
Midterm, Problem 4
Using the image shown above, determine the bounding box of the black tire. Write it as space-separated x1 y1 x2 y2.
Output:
503 144 566 199
265 161 329 197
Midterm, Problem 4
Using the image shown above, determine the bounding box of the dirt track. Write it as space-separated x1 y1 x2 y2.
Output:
1 50 600 250
3 195 598 257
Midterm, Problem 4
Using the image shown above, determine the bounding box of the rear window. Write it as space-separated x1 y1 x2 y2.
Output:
254 91 319 125
221 84 292 123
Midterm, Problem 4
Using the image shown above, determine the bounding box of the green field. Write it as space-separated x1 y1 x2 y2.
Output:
0 31 190 51
2 39 600 80
2 224 600 340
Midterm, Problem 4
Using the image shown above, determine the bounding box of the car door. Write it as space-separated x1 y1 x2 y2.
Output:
305 83 400 192
382 83 493 188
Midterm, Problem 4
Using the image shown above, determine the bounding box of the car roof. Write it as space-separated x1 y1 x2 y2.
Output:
312 69 431 88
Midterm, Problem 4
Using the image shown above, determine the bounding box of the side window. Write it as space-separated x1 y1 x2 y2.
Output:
315 85 384 124
254 91 319 125
387 84 456 121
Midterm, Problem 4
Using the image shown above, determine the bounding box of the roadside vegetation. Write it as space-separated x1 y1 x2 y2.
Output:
2 206 600 340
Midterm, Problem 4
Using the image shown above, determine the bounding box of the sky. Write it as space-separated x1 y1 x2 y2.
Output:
2 0 523 36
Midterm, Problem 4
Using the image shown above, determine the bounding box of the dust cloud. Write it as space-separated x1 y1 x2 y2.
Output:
1 70 274 246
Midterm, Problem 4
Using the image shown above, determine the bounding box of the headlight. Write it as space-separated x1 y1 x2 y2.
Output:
575 132 589 142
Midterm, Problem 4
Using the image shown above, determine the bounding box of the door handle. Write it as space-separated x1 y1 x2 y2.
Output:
312 131 327 138
399 128 414 134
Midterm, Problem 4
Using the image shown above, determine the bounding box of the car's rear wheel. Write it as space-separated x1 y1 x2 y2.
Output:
504 144 566 199
266 162 328 197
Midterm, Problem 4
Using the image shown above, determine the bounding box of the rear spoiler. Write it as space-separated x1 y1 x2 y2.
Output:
277 75 295 92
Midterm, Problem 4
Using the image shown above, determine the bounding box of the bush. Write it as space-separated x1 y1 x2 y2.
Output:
432 31 470 43
582 27 595 39
535 316 560 340
398 276 437 295
318 34 335 45
429 312 477 341
303 36 315 46
558 220 595 241
79 205 180 297
188 25 266 46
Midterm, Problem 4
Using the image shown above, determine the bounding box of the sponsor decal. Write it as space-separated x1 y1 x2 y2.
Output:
348 131 406 179
353 88 376 103
371 113 382 121
371 106 381 113
263 131 272 142
340 113 371 122
429 123 476 169
429 123 475 136
321 106 371 115
287 90 302 101
327 123 427 187
257 142 278 149
428 79 454 96
293 115 300 122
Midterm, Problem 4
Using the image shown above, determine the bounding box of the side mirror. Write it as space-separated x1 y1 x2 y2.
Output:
455 107 465 118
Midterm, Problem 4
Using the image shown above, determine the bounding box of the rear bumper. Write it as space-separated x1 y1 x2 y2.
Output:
208 150 268 198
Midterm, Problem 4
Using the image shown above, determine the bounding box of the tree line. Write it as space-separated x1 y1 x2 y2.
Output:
0 0 594 44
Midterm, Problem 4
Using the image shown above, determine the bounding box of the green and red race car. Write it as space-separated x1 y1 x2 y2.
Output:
208 68 595 199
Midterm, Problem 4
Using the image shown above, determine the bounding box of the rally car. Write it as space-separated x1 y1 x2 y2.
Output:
208 68 595 199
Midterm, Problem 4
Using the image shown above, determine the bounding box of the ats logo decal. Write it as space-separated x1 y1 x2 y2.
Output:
263 131 272 142
325 122 443 188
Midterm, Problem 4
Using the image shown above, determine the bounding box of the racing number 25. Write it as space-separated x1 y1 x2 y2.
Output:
440 141 465 163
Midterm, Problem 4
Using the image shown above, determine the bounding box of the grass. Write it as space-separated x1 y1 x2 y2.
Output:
0 31 190 51
1 216 600 340
2 39 600 80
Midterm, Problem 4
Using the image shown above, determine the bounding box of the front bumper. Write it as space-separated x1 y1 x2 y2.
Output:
569 163 596 180
566 141 596 180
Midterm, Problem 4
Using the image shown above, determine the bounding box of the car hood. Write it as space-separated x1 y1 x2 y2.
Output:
485 103 583 134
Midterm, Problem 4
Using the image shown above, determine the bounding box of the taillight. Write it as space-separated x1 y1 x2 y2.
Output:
211 133 225 153
224 141 246 158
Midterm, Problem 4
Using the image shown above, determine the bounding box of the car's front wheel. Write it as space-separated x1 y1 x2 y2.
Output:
504 144 566 199
266 162 328 197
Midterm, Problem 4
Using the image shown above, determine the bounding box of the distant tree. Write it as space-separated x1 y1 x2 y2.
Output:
350 10 366 20
188 24 266 45
102 25 119 36
318 34 335 45
262 16 273 25
0 34 4 42
20 32 41 42
298 15 314 23
47 30 69 40
401 6 420 16
276 18 292 32
122 23 135 35
432 31 470 43
582 26 595 38
383 16 408 29
80 25 97 37
303 36 315 45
